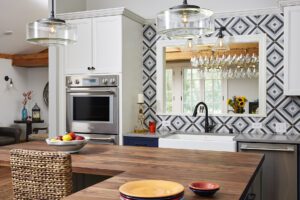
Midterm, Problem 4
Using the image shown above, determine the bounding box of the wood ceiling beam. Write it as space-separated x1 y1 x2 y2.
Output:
12 50 48 68
0 53 13 59
166 49 259 62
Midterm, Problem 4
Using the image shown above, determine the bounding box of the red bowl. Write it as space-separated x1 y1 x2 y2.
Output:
189 182 220 190
189 182 220 197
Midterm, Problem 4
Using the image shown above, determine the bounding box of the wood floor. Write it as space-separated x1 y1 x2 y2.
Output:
0 167 13 200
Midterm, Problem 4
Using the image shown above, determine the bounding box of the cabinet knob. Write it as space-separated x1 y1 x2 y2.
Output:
91 66 95 70
87 67 91 70
75 79 80 84
67 80 73 85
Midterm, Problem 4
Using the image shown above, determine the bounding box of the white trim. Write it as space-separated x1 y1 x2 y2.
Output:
156 34 267 117
283 6 300 95
57 7 145 24
279 0 300 8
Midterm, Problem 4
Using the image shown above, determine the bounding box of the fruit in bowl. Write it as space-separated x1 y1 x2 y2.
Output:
46 132 88 153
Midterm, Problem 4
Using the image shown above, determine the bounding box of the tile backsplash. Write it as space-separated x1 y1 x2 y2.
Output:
142 13 300 135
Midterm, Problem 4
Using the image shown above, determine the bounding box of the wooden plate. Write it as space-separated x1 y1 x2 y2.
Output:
119 180 184 198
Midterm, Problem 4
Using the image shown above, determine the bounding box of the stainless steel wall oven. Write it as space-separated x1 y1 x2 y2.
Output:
66 75 119 144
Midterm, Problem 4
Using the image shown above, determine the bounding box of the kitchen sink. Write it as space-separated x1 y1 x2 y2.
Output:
159 133 236 152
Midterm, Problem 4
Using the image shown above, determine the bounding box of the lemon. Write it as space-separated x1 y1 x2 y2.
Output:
62 134 72 141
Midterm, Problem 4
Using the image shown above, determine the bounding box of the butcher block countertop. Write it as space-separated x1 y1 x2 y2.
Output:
0 141 264 200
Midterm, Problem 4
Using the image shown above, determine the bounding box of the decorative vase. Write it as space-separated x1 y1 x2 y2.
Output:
234 107 245 114
22 106 28 121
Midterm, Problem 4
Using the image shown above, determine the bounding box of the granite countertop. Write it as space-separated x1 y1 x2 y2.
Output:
234 133 300 144
124 130 237 138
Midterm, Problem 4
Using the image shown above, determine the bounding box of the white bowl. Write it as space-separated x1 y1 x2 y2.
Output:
46 138 88 153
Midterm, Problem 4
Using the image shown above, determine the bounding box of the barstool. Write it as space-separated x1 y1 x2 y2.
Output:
10 149 72 200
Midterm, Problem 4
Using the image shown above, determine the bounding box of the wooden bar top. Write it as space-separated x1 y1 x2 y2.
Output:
0 141 264 200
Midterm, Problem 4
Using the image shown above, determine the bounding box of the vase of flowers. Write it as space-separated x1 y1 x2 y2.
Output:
227 96 247 114
21 91 32 121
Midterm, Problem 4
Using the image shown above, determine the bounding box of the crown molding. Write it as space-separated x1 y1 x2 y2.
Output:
144 7 282 25
278 0 300 7
57 7 145 24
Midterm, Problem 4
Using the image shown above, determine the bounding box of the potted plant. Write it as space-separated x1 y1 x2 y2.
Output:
227 96 247 114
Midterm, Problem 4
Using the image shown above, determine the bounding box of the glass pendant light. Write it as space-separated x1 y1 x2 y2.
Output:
212 27 230 52
180 38 197 52
26 0 77 46
156 0 214 39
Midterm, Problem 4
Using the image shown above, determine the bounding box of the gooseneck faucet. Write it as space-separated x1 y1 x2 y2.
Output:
193 102 214 133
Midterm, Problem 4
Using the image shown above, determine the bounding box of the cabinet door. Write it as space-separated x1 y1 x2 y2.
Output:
92 16 122 73
284 6 300 95
65 18 92 75
123 136 158 147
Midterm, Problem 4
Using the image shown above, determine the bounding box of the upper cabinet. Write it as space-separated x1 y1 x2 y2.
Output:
93 16 122 74
284 6 300 95
64 16 124 74
65 18 92 74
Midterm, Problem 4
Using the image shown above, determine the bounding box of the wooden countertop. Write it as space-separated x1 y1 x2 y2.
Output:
0 141 264 200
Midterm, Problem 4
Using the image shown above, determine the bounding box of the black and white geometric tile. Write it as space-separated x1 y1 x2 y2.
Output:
142 13 300 135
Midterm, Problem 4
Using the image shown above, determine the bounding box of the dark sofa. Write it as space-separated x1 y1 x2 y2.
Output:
0 127 21 146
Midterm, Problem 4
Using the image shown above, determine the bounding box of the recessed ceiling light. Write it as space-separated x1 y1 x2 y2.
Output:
3 31 13 35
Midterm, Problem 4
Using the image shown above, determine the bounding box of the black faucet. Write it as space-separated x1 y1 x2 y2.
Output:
192 102 215 133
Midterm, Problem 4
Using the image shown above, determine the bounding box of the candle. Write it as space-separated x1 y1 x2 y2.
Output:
137 94 144 104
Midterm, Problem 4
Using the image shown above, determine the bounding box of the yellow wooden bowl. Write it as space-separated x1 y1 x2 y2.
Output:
119 180 184 198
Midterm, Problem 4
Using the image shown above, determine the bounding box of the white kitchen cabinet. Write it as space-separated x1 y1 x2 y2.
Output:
64 16 123 75
284 6 300 95
93 16 122 73
65 18 92 75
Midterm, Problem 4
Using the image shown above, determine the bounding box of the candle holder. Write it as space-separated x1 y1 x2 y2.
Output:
134 103 148 133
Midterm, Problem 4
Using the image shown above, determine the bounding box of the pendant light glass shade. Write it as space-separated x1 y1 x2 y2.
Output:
212 27 229 52
26 0 77 46
156 0 214 39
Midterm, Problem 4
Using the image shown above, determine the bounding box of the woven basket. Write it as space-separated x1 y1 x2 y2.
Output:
10 149 72 200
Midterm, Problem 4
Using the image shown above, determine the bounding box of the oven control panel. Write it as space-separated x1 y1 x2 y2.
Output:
66 75 119 87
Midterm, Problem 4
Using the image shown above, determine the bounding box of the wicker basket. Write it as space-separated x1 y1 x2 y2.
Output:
10 149 72 200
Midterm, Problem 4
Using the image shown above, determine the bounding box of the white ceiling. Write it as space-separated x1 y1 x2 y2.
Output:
0 0 48 54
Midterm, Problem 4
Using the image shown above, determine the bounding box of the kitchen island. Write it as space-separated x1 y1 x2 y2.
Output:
0 141 264 200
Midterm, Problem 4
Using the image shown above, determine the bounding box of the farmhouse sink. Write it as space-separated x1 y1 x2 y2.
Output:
159 133 236 152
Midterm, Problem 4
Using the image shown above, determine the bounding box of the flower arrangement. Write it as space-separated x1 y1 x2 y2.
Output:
227 96 247 114
22 91 32 106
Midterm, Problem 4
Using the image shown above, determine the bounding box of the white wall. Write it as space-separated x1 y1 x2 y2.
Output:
56 0 87 13
0 58 49 139
27 68 49 125
86 0 278 19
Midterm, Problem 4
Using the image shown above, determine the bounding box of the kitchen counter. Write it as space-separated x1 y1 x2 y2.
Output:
0 141 264 200
123 130 173 138
234 133 300 144
124 130 237 138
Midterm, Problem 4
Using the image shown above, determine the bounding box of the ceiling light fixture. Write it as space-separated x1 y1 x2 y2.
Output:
212 27 230 52
156 0 214 39
26 0 77 46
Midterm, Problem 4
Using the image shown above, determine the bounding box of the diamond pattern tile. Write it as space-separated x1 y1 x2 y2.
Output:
142 13 300 135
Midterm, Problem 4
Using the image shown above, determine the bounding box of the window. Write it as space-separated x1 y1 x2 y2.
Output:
165 66 227 114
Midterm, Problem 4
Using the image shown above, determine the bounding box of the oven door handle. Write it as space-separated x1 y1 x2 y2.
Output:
66 88 116 94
